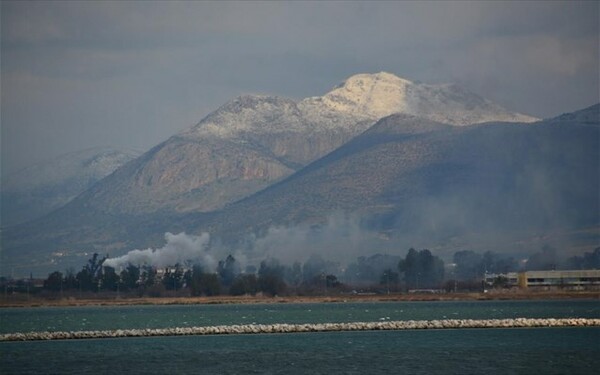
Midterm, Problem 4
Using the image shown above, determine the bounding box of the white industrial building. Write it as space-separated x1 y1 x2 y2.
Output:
485 270 600 290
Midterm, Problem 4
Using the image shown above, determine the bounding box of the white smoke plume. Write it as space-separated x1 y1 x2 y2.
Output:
244 213 393 265
104 232 215 270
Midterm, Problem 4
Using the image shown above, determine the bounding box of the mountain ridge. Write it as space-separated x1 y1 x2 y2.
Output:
67 71 537 216
300 72 538 125
190 105 598 256
1 73 559 276
1 147 140 226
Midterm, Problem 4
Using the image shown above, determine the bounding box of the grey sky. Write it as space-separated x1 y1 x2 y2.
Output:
1 1 598 177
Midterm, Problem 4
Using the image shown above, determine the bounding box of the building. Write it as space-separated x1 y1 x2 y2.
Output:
485 270 600 290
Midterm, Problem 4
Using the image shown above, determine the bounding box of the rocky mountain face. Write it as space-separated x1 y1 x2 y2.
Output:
196 105 599 257
1 147 140 226
63 72 537 216
1 72 545 276
75 95 362 215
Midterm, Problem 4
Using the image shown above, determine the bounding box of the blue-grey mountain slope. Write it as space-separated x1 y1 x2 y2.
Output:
196 105 599 257
1 73 544 275
67 72 535 217
1 147 140 226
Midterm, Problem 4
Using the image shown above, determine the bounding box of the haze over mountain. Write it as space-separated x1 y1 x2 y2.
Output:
0 147 140 226
197 105 598 262
60 72 537 217
11 74 600 279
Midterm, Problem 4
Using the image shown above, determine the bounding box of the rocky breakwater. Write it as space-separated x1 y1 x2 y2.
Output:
2 318 599 342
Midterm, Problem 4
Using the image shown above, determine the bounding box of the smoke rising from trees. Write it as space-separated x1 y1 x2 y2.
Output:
103 232 214 270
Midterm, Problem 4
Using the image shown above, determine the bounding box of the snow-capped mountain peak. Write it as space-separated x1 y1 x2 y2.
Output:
302 72 538 126
183 72 537 141
315 71 413 119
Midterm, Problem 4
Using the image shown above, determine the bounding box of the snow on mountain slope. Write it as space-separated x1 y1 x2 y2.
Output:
178 72 536 144
301 72 412 121
77 95 360 215
7 72 539 221
182 96 309 139
301 72 538 126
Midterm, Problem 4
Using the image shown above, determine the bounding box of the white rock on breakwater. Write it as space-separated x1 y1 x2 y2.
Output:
1 318 599 342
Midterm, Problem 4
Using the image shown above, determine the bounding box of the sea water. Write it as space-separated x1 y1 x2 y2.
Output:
1 300 599 374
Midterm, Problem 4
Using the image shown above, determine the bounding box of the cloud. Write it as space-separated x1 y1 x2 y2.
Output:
1 1 598 177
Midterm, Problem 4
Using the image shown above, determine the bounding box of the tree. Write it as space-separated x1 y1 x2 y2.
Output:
325 274 340 288
162 264 184 291
64 267 78 290
285 262 303 290
398 248 419 288
453 250 483 281
380 269 399 293
217 255 240 286
302 254 327 282
199 273 221 296
491 275 510 289
189 265 204 296
120 264 140 291
398 248 444 289
44 271 63 292
76 253 107 292
189 265 221 296
86 253 106 276
76 269 95 292
141 266 157 287
100 266 119 291
343 254 402 286
258 259 286 296
230 274 258 296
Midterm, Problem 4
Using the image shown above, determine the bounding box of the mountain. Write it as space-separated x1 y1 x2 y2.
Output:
300 72 537 125
58 72 537 217
75 95 367 215
548 103 599 124
0 72 541 276
195 105 599 258
1 147 140 226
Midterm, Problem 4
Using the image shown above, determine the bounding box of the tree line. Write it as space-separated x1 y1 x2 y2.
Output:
38 246 600 297
39 248 446 297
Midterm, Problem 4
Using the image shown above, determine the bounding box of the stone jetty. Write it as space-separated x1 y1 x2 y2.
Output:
2 318 599 342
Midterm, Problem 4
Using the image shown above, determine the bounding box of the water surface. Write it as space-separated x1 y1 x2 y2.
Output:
1 299 598 333
1 300 599 374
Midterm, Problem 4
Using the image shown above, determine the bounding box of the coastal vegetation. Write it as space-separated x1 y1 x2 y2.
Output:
3 247 597 302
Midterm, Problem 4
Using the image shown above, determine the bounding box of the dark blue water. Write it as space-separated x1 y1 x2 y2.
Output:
1 300 599 374
2 328 599 374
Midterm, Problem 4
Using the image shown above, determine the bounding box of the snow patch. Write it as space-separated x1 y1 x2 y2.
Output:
305 72 412 120
181 72 538 140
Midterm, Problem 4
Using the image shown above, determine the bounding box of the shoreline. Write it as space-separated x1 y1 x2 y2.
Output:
1 290 598 308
